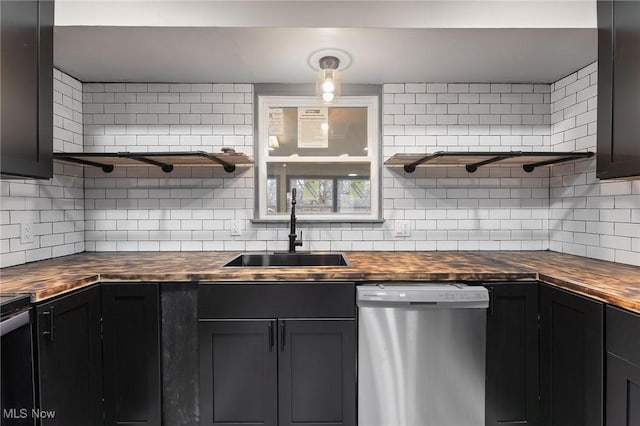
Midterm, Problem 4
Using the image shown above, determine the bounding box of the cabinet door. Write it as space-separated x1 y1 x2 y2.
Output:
539 285 603 426
485 283 539 426
0 0 53 179
36 286 103 426
102 283 161 426
606 306 640 426
278 320 356 426
37 0 54 175
597 0 640 179
606 354 640 426
597 0 614 177
199 320 278 426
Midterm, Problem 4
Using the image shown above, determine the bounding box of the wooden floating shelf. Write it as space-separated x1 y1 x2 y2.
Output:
385 151 595 174
53 151 254 174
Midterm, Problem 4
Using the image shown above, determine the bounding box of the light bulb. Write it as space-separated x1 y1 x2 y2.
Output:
322 79 335 93
322 92 335 103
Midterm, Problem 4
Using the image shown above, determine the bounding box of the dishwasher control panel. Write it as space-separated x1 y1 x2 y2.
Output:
357 284 489 308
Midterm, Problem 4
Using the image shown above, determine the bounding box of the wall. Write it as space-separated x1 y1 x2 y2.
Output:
81 82 552 252
2 63 637 267
549 62 640 266
0 70 85 268
381 83 552 251
82 83 256 251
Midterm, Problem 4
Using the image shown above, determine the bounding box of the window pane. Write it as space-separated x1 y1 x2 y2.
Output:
337 179 371 213
266 178 278 215
266 162 371 215
268 107 368 157
290 179 334 214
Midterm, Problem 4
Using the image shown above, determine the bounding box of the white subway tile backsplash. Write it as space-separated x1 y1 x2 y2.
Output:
1 70 85 268
550 62 640 266
3 62 639 268
405 83 426 93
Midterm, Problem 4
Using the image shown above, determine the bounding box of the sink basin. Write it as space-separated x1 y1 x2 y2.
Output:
222 252 351 268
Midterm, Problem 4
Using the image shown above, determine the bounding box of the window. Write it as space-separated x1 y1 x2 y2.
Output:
256 95 380 221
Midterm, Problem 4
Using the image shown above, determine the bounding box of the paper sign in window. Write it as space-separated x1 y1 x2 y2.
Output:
297 107 329 148
269 108 283 135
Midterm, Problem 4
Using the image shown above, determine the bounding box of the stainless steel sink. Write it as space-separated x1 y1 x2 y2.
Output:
222 252 351 268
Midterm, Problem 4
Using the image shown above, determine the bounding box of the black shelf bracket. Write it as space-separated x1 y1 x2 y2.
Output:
403 153 443 173
200 153 236 173
128 155 174 173
522 152 594 173
55 156 114 173
465 155 513 173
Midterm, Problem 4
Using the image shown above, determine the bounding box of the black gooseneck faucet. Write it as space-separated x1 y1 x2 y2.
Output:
288 188 303 253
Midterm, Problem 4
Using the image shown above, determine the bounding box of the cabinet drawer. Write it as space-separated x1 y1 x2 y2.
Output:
199 282 355 319
607 306 640 366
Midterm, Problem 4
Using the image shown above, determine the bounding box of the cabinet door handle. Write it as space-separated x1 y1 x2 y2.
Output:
43 307 55 342
280 321 285 352
487 287 495 316
268 322 274 352
49 306 55 342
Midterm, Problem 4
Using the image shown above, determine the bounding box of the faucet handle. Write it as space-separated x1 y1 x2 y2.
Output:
296 230 303 247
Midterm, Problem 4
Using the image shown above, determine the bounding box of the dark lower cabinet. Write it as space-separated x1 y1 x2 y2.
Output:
607 354 640 426
484 282 539 426
539 284 603 426
35 286 103 426
606 306 640 426
199 319 355 426
278 320 356 426
199 320 278 426
198 282 356 426
34 283 163 426
101 283 161 426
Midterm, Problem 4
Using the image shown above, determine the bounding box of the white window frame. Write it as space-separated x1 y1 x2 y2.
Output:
256 95 380 221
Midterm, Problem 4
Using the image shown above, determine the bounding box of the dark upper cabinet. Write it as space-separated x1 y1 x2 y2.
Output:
484 282 539 426
199 320 278 426
35 286 103 426
101 283 162 426
606 306 640 426
597 0 640 179
539 284 603 426
278 320 356 426
0 0 53 179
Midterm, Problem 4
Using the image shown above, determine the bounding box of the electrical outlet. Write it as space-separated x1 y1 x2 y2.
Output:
230 220 242 236
21 223 34 244
394 221 411 237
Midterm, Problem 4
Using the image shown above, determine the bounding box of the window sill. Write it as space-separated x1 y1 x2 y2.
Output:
250 218 386 224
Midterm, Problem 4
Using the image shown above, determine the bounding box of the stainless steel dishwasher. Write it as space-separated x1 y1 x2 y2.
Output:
357 283 489 426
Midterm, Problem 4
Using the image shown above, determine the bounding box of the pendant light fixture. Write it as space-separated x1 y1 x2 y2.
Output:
317 56 341 105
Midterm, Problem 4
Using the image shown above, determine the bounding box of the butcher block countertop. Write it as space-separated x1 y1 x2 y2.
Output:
1 251 639 313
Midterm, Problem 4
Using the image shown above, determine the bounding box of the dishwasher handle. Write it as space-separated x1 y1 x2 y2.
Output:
0 310 30 337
